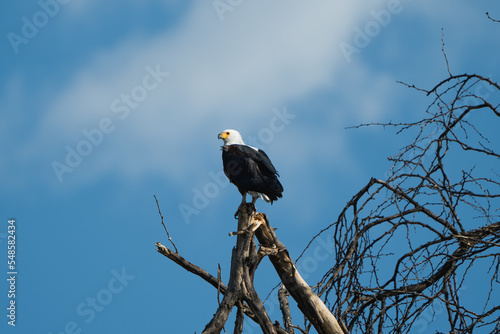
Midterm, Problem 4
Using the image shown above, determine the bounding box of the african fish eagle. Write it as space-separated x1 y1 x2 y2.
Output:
218 129 283 208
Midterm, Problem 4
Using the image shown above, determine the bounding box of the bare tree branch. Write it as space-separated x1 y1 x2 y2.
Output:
486 11 500 23
156 242 227 293
217 263 222 306
254 213 346 334
234 302 244 334
309 72 500 333
278 285 294 333
441 28 452 76
154 195 178 253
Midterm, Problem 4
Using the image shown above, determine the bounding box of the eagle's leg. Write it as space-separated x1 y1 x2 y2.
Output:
235 193 247 219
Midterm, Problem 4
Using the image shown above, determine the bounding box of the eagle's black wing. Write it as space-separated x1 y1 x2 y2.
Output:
222 144 283 202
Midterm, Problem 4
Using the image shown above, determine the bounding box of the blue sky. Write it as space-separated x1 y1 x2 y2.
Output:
1 1 499 333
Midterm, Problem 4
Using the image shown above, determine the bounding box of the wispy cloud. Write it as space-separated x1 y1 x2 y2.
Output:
6 0 488 189
21 1 380 185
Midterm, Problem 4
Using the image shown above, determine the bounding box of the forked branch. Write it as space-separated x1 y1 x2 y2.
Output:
156 203 345 333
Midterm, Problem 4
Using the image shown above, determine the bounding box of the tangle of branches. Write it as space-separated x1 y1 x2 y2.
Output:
156 15 500 333
306 72 500 333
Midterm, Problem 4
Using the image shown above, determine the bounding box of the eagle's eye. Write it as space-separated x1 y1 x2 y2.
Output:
226 132 230 135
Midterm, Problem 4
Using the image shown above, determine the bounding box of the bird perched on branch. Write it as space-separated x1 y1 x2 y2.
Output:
218 129 283 214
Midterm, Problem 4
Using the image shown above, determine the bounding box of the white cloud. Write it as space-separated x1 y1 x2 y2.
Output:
13 0 492 189
26 0 384 185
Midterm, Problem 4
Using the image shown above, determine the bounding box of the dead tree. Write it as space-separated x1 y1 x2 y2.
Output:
155 16 499 333
155 74 499 334
305 69 500 331
155 69 499 333
156 202 344 333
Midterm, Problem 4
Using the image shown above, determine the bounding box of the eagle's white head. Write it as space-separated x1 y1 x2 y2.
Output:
218 129 245 146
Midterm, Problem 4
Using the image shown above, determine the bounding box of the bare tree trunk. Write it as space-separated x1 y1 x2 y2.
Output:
156 203 345 333
201 203 277 334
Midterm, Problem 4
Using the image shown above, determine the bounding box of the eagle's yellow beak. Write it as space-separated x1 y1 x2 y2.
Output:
218 131 229 140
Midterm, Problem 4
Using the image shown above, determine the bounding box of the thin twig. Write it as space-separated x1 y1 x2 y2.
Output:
442 28 452 77
486 12 500 23
290 325 308 334
217 263 222 306
154 195 178 253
